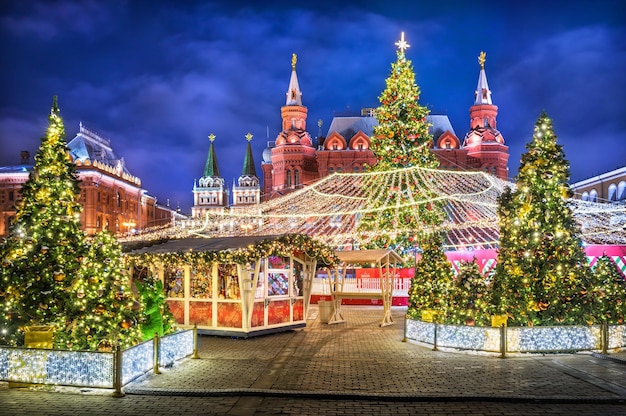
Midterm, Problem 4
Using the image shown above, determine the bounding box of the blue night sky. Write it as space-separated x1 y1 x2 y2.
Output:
1 0 625 213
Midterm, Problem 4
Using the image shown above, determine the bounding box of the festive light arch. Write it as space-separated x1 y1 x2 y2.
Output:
132 166 625 250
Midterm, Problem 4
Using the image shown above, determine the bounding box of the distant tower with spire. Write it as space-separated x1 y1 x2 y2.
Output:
462 51 509 179
232 133 260 208
192 134 228 217
262 53 318 200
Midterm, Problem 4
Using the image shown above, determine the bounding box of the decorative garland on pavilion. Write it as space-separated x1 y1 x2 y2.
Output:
124 233 339 269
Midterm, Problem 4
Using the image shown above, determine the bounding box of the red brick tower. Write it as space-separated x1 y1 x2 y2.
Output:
462 51 509 179
266 54 318 198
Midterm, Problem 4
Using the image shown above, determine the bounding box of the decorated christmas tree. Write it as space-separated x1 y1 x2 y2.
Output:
589 256 626 324
407 233 454 320
489 111 591 326
358 32 444 252
55 231 144 350
0 97 88 345
448 259 489 326
136 277 176 339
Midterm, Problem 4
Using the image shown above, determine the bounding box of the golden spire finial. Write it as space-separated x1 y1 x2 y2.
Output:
245 132 253 142
478 51 486 69
395 32 410 53
291 53 297 69
208 133 216 142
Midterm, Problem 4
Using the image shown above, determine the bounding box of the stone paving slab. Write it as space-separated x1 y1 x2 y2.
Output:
2 306 626 415
125 306 626 402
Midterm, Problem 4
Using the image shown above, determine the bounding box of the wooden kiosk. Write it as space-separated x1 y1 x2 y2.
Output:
327 249 403 327
125 235 337 337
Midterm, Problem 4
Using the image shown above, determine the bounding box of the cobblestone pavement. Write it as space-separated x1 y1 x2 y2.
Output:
1 306 625 415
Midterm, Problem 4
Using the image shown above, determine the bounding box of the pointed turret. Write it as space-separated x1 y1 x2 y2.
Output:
466 52 501 134
241 132 257 177
286 53 303 106
265 54 318 198
232 133 260 208
463 51 509 180
474 51 492 105
192 133 227 216
204 133 221 178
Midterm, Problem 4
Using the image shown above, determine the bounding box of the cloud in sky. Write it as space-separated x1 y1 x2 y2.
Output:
1 0 625 212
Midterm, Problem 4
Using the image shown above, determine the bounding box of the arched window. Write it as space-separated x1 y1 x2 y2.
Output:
590 189 598 203
294 170 300 187
608 183 617 201
581 191 589 201
117 191 121 207
286 169 292 187
618 181 626 201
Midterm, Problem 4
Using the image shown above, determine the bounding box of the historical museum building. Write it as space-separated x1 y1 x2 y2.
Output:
0 123 176 237
259 52 509 201
570 166 626 204
189 51 510 212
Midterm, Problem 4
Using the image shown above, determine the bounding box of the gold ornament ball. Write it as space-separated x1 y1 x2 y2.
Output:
120 318 133 329
95 304 106 315
98 340 112 352
53 271 66 282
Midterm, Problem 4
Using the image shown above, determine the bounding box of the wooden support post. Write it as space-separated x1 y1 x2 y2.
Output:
111 345 125 397
432 323 438 351
153 333 161 375
602 321 608 355
192 324 200 359
402 314 408 342
499 324 507 358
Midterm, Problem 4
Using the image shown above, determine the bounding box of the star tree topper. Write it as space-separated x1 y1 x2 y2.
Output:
395 32 410 54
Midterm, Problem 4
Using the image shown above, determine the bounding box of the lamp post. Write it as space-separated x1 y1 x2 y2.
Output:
122 220 136 237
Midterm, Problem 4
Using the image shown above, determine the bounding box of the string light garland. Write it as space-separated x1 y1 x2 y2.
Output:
125 165 624 251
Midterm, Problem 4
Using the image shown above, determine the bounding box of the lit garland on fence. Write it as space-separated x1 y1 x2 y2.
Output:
122 339 153 385
159 330 194 366
405 319 626 353
0 329 194 388
1 347 112 387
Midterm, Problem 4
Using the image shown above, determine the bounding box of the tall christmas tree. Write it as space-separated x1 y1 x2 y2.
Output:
448 259 489 326
0 97 88 345
358 32 444 252
55 231 144 350
588 256 626 324
489 111 591 326
407 233 454 320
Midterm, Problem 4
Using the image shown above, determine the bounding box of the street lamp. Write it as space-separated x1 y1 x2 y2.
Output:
122 220 136 237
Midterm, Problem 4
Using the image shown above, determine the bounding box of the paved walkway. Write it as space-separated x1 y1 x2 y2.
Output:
1 306 626 415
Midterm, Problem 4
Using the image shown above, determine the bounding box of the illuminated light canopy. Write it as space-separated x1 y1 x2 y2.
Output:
123 165 626 251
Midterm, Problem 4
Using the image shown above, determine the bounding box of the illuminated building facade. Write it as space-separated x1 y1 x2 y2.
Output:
0 124 175 237
261 52 509 200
